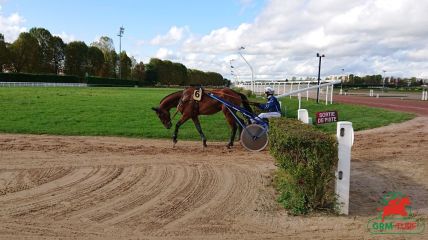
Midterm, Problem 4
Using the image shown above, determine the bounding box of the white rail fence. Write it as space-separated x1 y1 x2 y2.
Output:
0 82 87 87
235 80 341 105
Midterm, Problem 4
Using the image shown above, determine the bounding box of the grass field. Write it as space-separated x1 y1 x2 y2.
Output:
0 87 415 141
279 97 415 133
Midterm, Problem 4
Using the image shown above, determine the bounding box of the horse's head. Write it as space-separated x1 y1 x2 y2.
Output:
151 107 172 129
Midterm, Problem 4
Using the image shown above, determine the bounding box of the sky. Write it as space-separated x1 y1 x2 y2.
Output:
1 0 428 80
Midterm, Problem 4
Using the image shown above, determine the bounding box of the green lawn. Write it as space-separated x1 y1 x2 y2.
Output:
0 87 415 141
278 97 415 133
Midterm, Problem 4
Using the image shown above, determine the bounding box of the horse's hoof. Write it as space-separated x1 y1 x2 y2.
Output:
226 144 232 149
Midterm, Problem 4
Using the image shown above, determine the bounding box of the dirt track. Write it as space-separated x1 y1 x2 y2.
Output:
334 95 428 116
0 117 427 239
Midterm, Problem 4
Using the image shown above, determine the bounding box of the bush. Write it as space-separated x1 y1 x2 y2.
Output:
269 118 338 214
0 72 81 83
85 76 138 87
231 87 255 98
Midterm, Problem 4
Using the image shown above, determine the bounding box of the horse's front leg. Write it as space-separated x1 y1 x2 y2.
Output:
192 117 207 148
173 116 189 147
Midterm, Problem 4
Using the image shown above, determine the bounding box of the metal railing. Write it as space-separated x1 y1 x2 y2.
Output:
235 80 341 105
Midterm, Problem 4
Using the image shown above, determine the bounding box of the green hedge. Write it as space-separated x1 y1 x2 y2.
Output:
85 76 138 87
0 73 81 83
269 118 338 214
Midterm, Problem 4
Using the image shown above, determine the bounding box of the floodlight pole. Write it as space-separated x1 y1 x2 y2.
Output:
229 59 235 81
117 26 125 79
238 46 254 92
316 53 325 104
382 70 386 92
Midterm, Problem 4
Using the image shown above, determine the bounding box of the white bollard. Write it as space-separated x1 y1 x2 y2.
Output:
370 89 373 97
339 88 343 95
422 90 428 101
336 121 354 215
376 93 379 98
297 109 309 124
298 93 301 109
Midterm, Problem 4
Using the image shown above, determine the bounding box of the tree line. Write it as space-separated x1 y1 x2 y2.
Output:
0 28 229 87
345 74 424 87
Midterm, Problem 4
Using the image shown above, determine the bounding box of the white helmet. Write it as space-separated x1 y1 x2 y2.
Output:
265 87 274 95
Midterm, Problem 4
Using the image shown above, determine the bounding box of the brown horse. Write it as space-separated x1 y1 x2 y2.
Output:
152 87 253 148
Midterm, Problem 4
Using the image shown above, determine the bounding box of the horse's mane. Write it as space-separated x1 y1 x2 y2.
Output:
159 90 182 104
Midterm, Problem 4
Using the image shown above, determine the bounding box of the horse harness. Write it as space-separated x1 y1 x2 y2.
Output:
171 87 203 121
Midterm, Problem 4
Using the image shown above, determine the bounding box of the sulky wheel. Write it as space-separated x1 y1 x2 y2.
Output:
240 124 268 152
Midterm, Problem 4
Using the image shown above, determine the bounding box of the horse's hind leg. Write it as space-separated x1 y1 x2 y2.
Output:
237 117 244 141
192 117 207 147
222 107 238 148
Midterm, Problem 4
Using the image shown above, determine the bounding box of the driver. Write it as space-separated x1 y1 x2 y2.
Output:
257 87 281 119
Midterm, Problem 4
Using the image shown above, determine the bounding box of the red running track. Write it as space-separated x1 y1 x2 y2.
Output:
333 95 428 116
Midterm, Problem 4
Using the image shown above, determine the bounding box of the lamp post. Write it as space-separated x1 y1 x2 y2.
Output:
316 53 325 103
238 46 254 92
117 26 125 79
229 59 235 80
382 70 386 92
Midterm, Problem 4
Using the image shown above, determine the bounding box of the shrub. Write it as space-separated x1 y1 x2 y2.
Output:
231 87 255 98
0 72 81 83
269 118 338 214
85 76 138 87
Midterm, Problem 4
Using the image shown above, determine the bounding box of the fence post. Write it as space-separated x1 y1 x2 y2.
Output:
330 84 334 104
325 85 329 105
297 109 309 124
336 121 354 215
298 93 301 109
307 82 310 100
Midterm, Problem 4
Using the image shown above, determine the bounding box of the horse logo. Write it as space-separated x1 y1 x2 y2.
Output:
378 196 411 222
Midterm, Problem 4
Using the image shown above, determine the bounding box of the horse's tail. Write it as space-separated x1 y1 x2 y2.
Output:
231 90 254 114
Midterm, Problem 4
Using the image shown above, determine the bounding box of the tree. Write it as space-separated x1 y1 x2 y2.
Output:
50 36 65 74
64 41 88 77
0 33 10 71
87 46 104 76
91 36 115 54
131 61 146 85
171 62 188 85
29 27 54 73
91 36 117 78
9 32 41 73
145 59 158 85
187 69 205 85
100 50 117 78
119 51 132 79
